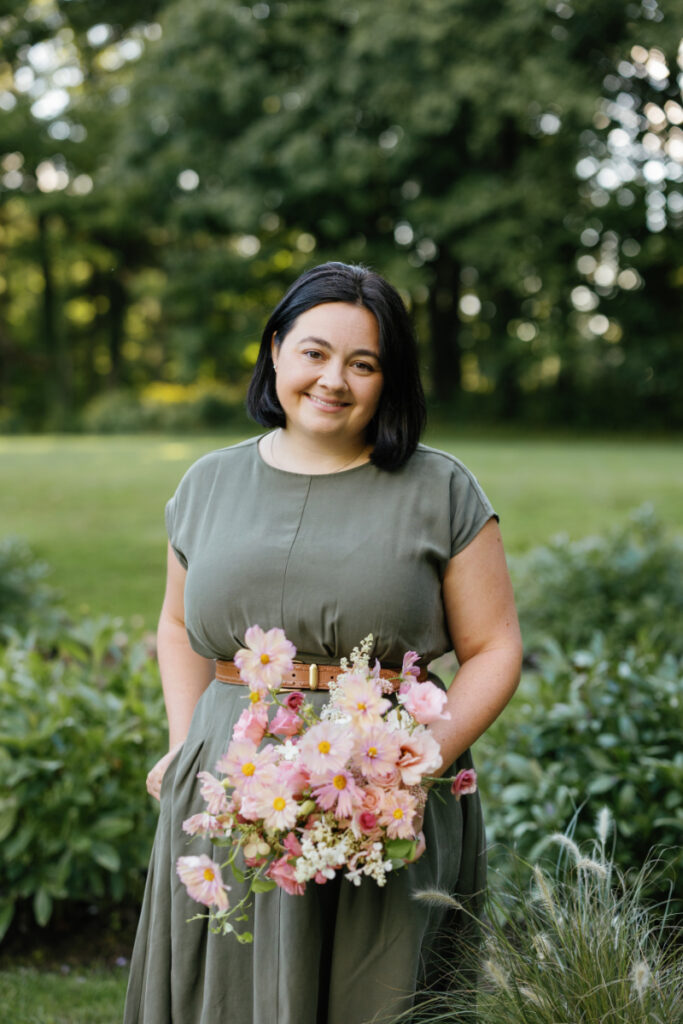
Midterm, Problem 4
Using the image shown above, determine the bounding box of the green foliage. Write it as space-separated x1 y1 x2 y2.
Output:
511 505 683 657
478 637 682 905
0 537 65 641
0 618 166 939
80 383 249 433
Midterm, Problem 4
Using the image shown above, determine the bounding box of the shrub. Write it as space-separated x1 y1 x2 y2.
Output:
0 537 66 642
510 505 683 658
80 381 249 433
0 617 167 940
476 637 682 907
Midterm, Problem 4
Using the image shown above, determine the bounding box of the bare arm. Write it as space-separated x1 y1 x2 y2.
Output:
428 517 523 772
146 542 215 799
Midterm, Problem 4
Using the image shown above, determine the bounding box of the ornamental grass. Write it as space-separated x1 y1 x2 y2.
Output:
405 809 682 1024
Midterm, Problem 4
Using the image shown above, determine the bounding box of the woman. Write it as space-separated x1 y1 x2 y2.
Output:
124 262 522 1024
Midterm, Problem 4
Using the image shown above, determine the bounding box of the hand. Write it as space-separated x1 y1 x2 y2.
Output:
404 803 427 864
146 742 184 802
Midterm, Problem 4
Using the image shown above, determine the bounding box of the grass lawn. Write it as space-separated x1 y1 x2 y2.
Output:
0 967 128 1024
0 429 681 627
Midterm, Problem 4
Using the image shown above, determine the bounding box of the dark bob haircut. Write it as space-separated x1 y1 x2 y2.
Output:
246 262 426 472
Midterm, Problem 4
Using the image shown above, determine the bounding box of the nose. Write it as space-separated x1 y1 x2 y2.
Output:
318 358 348 391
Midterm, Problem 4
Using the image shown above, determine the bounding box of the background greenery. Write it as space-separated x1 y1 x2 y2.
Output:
1 0 682 433
1 431 682 625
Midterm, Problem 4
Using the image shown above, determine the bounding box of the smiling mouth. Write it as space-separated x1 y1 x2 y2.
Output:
305 393 351 410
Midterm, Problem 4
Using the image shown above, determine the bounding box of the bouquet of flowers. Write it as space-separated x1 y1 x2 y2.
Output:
176 626 477 941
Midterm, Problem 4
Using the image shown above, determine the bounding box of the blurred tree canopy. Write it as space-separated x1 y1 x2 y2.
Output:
1 0 682 430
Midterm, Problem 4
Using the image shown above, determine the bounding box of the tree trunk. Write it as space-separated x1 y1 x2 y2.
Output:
107 269 126 388
37 211 70 425
427 253 461 404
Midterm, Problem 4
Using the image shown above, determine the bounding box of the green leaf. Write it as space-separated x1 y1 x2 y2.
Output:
384 838 417 860
90 841 121 872
0 797 17 842
0 900 15 942
230 863 245 883
250 878 276 893
34 888 53 927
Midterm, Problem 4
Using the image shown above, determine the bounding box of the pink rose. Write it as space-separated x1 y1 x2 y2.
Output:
233 704 268 745
284 691 305 712
400 681 451 724
270 706 303 738
373 766 402 790
451 768 477 800
396 729 443 786
361 786 386 814
266 855 306 896
359 811 378 832
244 854 267 868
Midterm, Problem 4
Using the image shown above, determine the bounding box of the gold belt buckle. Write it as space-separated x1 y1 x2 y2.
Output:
308 664 319 690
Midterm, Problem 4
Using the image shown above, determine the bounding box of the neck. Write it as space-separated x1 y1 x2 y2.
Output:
269 427 371 474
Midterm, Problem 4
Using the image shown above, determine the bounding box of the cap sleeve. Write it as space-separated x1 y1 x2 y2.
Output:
449 462 499 557
165 491 188 569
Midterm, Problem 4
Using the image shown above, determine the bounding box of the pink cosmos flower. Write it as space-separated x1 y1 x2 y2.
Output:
196 771 229 815
215 740 278 797
399 680 451 724
249 776 300 831
270 706 303 737
353 723 401 780
234 625 296 692
266 855 306 896
298 721 354 776
451 768 478 800
334 673 391 730
395 728 443 786
233 702 269 745
176 854 230 910
380 789 419 839
400 651 422 682
312 769 364 819
182 811 222 838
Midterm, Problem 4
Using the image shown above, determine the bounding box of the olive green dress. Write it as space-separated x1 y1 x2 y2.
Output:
124 436 497 1024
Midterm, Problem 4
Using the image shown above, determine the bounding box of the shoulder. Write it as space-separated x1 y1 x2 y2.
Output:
172 435 260 494
403 443 487 490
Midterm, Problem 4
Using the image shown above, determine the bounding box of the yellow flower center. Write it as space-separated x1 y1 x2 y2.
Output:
367 746 377 758
242 762 255 776
203 868 215 881
318 740 331 754
249 691 260 704
273 796 286 811
260 653 270 664
333 774 347 790
393 808 404 820
356 702 367 711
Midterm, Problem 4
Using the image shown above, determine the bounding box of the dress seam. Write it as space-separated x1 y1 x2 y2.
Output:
279 475 312 628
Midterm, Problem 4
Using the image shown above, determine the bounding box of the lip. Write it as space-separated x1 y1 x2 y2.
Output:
305 393 351 411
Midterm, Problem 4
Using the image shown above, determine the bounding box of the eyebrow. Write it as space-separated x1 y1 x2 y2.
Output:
297 336 380 360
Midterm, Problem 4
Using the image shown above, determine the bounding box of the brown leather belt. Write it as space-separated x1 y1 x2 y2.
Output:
215 659 427 692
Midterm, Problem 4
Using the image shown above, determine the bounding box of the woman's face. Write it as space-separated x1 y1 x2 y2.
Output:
272 302 383 447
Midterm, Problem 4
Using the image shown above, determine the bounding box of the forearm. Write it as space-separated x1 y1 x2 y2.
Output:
428 644 522 772
157 616 215 748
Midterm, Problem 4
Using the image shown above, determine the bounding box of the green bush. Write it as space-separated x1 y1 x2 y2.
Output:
511 505 683 658
0 617 167 940
477 636 682 906
80 382 248 433
0 537 66 642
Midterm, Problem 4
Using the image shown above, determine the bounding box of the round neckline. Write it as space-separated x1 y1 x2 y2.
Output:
255 432 375 479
